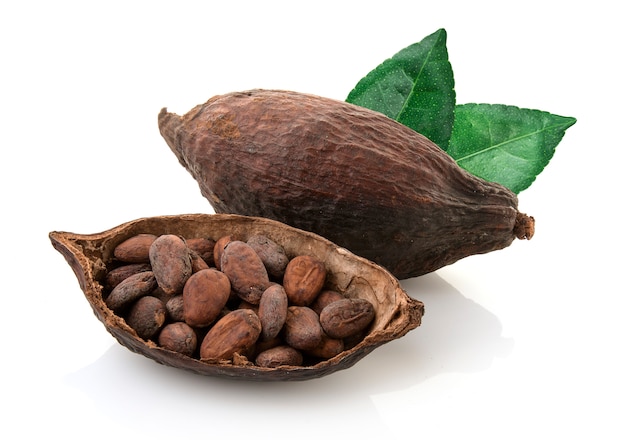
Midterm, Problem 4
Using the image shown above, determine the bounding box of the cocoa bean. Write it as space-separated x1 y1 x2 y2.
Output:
158 322 198 357
126 296 166 340
255 345 303 368
220 240 271 305
186 237 216 266
283 306 323 351
105 263 152 290
199 309 262 361
319 298 375 339
113 234 157 263
183 268 231 328
149 234 192 295
246 235 289 279
257 284 288 341
283 255 326 306
105 271 157 312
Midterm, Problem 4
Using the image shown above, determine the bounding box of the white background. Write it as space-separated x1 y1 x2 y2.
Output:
2 1 623 439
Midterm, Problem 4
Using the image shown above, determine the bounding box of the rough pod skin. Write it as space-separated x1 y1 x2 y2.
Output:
158 89 535 280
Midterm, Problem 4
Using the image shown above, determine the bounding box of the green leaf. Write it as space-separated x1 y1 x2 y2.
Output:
448 104 577 193
346 28 455 148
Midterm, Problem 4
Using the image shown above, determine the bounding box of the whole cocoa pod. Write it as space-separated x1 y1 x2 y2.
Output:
158 89 535 279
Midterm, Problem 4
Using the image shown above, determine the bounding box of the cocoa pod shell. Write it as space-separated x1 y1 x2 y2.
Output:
158 89 535 279
49 214 424 381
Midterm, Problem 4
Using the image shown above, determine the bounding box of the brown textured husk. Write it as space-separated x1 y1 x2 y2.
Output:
158 89 535 280
49 214 424 381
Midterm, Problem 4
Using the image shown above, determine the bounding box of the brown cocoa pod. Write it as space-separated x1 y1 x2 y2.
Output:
199 309 262 361
282 255 326 306
183 269 231 328
310 289 344 315
113 234 157 263
257 284 288 341
186 237 216 266
246 235 289 279
105 263 152 290
319 298 375 339
165 294 185 322
220 240 271 305
149 234 192 295
158 322 198 357
158 89 535 279
283 306 323 351
255 345 303 368
125 296 166 340
50 214 425 381
105 270 157 312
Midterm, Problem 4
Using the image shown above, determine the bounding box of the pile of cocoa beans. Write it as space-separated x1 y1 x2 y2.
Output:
103 233 375 368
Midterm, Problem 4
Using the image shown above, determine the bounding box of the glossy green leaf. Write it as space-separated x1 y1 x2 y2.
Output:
346 28 455 148
448 104 577 193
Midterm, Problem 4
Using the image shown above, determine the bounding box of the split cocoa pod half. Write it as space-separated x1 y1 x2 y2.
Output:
49 214 424 381
159 89 535 280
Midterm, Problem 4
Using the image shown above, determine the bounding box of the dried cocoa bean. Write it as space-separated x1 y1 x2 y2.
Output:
189 249 211 272
113 234 157 263
246 235 289 279
283 255 326 306
183 268 231 328
149 234 192 295
220 240 271 305
213 235 233 271
310 289 344 315
105 263 152 290
158 89 535 279
305 334 344 359
257 284 288 341
283 306 323 351
165 294 185 322
186 237 216 266
105 271 157 312
199 309 262 361
158 322 197 357
126 296 166 340
319 298 375 339
255 345 303 368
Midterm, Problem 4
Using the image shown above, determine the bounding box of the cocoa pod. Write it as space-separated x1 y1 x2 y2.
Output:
50 214 424 381
319 298 375 339
149 234 192 295
183 268 231 328
158 89 535 279
199 309 262 361
220 240 271 305
282 255 326 306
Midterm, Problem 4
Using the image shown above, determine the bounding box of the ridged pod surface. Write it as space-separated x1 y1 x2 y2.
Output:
158 89 534 279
